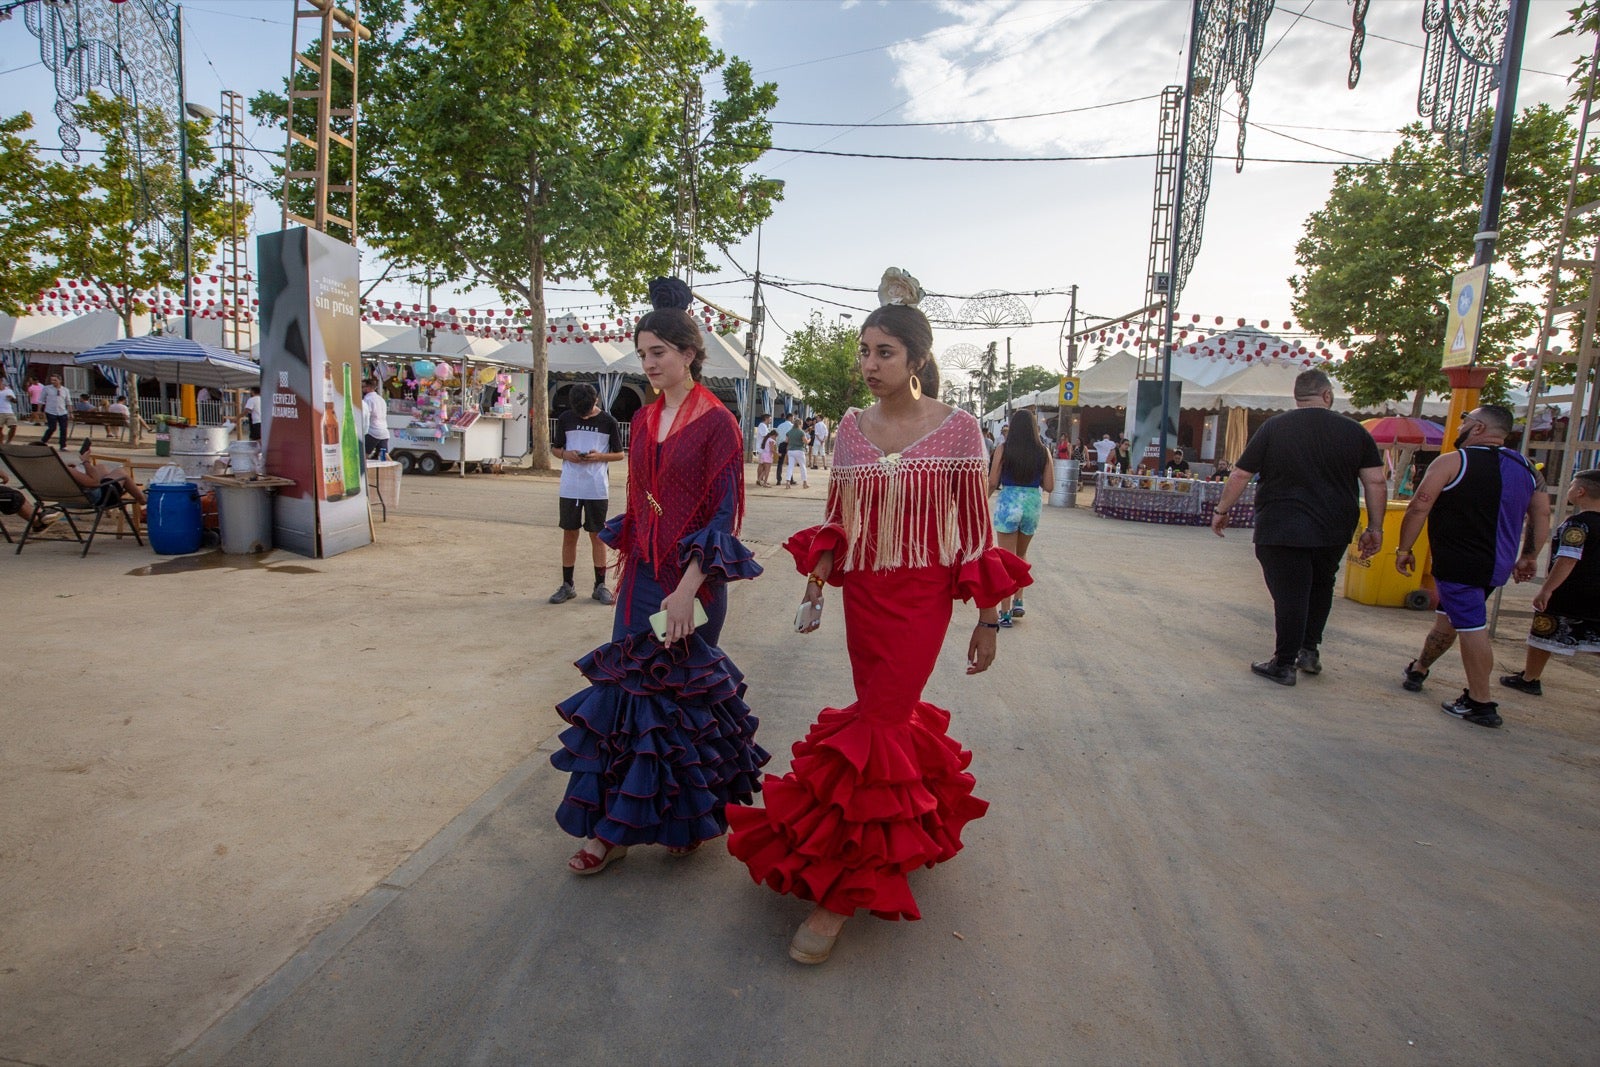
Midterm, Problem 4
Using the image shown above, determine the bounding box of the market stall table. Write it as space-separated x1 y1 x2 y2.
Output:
1092 472 1256 528
365 460 400 521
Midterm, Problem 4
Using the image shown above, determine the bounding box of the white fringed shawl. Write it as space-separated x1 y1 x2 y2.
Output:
825 408 996 572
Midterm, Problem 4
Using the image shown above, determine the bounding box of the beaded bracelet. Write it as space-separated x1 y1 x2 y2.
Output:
977 621 1000 630
807 573 827 588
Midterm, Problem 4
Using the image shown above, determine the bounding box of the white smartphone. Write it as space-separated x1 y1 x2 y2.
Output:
650 600 709 642
795 600 823 632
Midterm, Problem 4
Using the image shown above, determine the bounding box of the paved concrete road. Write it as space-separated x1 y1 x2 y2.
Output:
179 477 1599 1066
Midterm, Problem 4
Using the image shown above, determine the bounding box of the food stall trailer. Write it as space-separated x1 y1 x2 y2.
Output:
373 356 531 476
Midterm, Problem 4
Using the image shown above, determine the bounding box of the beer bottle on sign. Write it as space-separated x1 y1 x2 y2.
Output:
340 363 362 497
321 361 344 501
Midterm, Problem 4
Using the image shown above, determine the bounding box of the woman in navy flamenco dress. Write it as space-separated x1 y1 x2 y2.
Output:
552 279 768 874
727 271 1030 963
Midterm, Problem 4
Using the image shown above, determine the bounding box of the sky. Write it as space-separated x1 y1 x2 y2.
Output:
0 0 1586 382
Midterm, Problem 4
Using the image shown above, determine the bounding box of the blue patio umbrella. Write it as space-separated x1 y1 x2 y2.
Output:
73 335 261 391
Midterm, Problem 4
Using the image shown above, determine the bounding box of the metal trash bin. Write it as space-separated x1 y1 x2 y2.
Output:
169 425 232 480
207 477 277 554
1048 459 1079 507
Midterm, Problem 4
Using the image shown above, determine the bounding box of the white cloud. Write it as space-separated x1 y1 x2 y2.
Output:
878 0 1577 163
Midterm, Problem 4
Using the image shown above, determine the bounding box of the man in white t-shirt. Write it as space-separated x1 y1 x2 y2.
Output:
0 376 19 443
38 375 72 448
549 383 625 606
1092 434 1116 466
106 395 130 441
360 379 390 460
810 415 830 470
243 387 262 441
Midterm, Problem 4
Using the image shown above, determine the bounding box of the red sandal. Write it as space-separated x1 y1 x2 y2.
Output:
567 842 627 876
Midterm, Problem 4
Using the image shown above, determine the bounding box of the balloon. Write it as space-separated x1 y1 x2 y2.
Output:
435 363 455 381
412 359 436 378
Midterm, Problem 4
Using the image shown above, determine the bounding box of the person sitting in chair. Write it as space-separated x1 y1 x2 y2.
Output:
72 441 148 512
0 469 58 532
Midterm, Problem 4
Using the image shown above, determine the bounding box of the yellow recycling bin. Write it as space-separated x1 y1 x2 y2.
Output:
1343 500 1434 610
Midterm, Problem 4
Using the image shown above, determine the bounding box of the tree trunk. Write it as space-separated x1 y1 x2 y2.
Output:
529 251 550 469
1409 387 1425 418
527 162 551 469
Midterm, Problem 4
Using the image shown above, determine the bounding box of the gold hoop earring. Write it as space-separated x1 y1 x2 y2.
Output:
909 371 923 401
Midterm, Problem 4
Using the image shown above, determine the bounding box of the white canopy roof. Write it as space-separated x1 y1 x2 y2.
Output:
364 330 506 362
13 311 153 363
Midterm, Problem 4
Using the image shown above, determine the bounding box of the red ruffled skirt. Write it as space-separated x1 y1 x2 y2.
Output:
726 557 1025 920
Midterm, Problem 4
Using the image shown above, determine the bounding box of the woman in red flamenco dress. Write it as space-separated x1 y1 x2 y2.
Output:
726 277 1030 964
552 280 768 874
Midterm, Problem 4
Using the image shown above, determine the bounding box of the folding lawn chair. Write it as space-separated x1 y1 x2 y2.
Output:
0 444 144 556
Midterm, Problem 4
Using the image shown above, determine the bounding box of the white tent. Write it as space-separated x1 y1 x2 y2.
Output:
1208 361 1453 417
364 330 505 363
12 311 153 364
483 337 630 374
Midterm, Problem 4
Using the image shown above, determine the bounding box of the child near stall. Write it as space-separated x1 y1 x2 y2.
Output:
756 428 777 487
1501 468 1600 696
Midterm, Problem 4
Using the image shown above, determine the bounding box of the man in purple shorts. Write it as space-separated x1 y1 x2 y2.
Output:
1395 405 1549 728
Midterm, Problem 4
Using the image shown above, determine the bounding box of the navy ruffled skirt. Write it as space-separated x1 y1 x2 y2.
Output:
552 561 769 848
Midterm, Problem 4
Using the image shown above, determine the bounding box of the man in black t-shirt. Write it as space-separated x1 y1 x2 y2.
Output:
1212 370 1387 685
549 384 625 605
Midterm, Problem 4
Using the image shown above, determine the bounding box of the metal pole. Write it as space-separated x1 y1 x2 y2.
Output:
1472 0 1529 273
1157 0 1204 470
176 5 193 342
1004 337 1013 416
1067 283 1079 446
742 224 763 453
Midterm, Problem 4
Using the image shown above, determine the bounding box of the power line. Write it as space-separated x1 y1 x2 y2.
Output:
183 3 288 26
1257 0 1317 68
1294 8 1565 78
773 93 1162 129
722 141 1418 166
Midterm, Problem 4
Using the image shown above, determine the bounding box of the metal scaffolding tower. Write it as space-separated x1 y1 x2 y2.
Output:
1138 86 1183 379
1522 29 1600 527
280 0 370 242
217 89 251 353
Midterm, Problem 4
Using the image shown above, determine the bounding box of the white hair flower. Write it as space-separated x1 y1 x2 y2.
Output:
877 268 924 308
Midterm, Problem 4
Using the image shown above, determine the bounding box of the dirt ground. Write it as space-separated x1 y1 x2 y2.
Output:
1 465 1596 1066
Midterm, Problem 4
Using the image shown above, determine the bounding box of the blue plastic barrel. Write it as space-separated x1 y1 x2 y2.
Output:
146 481 203 555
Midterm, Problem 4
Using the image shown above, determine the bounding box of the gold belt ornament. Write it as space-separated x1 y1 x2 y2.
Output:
645 491 663 515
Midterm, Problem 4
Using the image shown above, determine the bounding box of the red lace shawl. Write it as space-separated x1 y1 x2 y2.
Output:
615 382 745 594
824 407 995 572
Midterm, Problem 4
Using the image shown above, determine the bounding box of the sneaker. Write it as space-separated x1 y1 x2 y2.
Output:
1441 690 1502 728
1499 671 1542 696
1401 660 1429 692
548 583 576 604
998 610 1013 628
1296 648 1321 675
1011 595 1026 618
592 584 614 606
1250 659 1297 686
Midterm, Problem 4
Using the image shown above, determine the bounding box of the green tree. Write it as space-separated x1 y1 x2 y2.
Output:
985 364 1059 411
1290 107 1597 414
341 0 779 467
780 312 868 418
43 93 235 339
0 113 70 315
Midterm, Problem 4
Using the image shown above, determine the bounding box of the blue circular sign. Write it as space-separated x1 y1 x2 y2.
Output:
1457 284 1475 315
